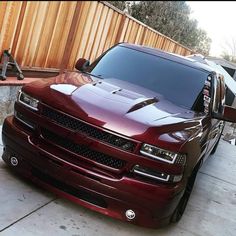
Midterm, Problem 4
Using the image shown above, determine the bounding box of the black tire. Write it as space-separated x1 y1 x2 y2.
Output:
170 163 200 223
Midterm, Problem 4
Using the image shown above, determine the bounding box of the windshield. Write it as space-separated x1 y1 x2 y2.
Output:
86 45 209 110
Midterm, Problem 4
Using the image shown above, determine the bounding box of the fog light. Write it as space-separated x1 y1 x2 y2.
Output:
125 209 135 220
173 174 183 182
10 156 19 166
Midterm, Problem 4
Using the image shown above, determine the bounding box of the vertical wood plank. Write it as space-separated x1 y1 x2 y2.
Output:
115 14 126 43
15 2 41 65
59 1 82 73
140 27 147 45
124 20 133 42
67 1 91 69
103 10 118 49
29 1 50 67
34 1 61 67
95 6 111 58
119 17 129 42
0 2 8 30
0 2 22 52
110 14 122 47
11 1 27 55
135 26 143 44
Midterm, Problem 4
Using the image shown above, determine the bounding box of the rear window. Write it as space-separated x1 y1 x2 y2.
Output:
86 46 209 110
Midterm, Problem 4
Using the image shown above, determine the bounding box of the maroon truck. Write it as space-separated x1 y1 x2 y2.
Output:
2 43 236 228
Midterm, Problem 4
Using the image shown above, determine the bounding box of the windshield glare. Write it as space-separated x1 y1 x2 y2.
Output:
86 45 208 110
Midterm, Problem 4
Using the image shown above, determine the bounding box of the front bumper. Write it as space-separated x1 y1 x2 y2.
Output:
2 116 185 228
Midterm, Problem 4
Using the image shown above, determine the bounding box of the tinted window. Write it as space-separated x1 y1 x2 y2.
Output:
86 46 208 110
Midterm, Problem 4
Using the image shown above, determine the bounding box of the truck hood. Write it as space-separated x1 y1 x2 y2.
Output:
23 72 205 147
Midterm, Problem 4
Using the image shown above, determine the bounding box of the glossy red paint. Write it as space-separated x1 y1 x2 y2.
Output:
2 43 234 228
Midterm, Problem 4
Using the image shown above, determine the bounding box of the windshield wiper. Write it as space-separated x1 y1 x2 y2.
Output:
81 71 104 79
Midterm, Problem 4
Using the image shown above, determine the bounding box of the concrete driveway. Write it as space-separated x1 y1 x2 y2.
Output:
0 125 236 236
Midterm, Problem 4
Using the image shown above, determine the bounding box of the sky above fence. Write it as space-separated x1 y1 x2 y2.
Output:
188 1 236 57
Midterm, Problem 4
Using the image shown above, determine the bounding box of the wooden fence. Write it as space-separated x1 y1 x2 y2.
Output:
0 1 194 71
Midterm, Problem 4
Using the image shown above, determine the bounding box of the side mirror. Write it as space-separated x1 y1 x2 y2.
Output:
75 58 90 71
213 105 236 122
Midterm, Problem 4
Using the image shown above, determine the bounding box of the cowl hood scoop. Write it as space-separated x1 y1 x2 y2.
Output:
92 80 159 113
127 97 159 113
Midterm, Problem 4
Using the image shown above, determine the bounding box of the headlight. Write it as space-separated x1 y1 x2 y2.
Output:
140 143 186 165
18 90 39 111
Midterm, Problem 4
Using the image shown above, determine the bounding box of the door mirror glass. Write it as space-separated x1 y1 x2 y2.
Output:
75 58 90 71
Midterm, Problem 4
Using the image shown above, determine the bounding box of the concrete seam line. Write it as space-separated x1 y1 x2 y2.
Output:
0 197 58 232
199 171 236 187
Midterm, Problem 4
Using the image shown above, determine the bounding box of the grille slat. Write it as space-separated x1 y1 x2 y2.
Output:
41 128 126 169
41 106 136 152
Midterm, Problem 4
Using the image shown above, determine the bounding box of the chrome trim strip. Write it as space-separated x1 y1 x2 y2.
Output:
15 112 35 129
140 149 177 164
133 169 170 182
